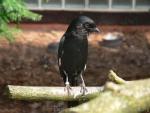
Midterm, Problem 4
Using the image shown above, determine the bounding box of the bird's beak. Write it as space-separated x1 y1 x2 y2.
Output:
93 27 100 33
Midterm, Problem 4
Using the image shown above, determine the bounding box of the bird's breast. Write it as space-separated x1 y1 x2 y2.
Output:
64 38 87 55
61 37 88 72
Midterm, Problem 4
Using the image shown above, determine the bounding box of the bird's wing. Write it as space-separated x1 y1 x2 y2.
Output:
58 35 65 68
58 35 67 82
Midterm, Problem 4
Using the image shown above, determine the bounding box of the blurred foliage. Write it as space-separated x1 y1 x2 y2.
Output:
0 0 42 42
43 0 49 2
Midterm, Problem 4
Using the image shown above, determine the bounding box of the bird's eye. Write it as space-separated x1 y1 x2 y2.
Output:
84 23 90 28
84 23 94 29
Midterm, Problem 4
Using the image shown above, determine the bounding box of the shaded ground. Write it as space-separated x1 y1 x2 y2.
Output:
0 24 150 113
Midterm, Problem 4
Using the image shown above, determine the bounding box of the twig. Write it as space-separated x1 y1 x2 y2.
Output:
108 70 127 84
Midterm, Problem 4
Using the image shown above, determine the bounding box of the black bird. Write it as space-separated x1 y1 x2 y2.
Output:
58 16 99 95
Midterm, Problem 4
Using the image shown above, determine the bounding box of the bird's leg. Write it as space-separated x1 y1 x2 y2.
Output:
65 79 72 95
64 71 72 95
80 73 88 95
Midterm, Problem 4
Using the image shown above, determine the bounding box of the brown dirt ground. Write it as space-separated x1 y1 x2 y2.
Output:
0 24 150 113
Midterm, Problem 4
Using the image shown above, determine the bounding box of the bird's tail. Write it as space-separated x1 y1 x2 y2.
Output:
69 77 78 86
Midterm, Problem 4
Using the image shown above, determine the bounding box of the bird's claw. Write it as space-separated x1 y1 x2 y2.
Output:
64 84 72 95
80 84 88 95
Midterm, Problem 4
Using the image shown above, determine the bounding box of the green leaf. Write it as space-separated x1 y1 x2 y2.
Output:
0 0 42 42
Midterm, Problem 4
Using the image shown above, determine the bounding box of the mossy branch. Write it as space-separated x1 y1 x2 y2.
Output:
6 70 150 113
6 70 122 101
61 72 150 113
6 86 104 101
5 70 125 101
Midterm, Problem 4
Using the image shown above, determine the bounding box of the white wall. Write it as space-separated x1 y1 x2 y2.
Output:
25 0 150 12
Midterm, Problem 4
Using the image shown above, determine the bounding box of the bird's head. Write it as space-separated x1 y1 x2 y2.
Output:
67 16 100 34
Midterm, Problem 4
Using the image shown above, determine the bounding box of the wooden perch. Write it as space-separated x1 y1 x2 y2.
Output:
6 70 118 101
6 86 104 101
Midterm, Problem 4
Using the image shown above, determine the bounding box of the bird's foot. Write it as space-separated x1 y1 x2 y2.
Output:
64 83 72 95
80 84 88 95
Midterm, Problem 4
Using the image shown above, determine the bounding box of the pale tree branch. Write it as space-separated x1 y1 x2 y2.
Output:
61 71 150 113
6 70 120 101
6 86 104 101
5 70 150 113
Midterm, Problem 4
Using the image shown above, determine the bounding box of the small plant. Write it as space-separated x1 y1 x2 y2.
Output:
0 0 42 42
